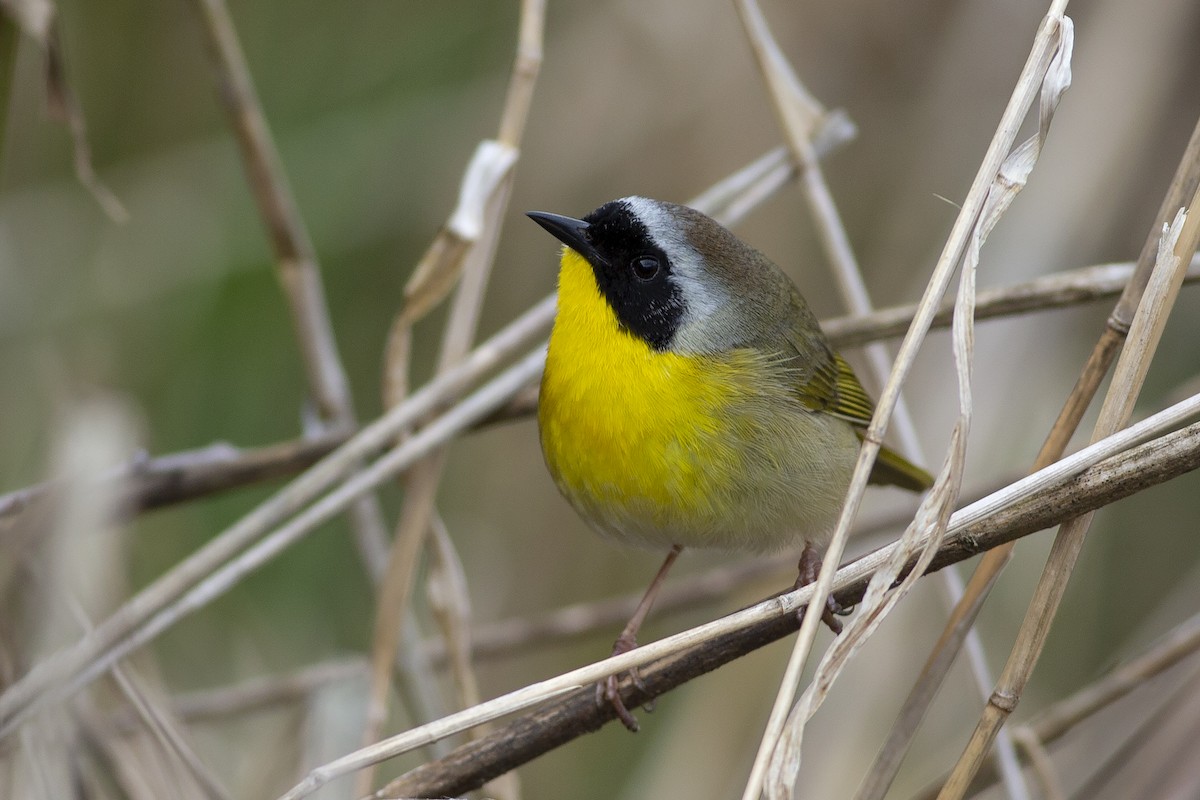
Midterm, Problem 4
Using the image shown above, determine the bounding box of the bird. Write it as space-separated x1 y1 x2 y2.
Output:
527 196 932 731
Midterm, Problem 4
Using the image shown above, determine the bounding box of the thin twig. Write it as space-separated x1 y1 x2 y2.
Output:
0 0 127 220
357 415 1200 800
361 7 544 795
871 109 1200 800
105 658 368 734
88 625 232 800
1050 665 1200 800
188 0 397 596
0 135 840 742
0 343 548 740
1028 610 1200 744
2 257 1194 527
741 3 1072 796
189 0 350 430
1008 728 1064 800
937 198 1200 792
911 612 1200 800
821 257 1200 347
8 255 1189 526
734 2 1027 795
917 608 1200 798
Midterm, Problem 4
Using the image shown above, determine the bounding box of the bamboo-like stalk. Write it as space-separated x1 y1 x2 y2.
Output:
187 0 396 600
340 412 1200 800
938 196 1200 795
359 7 545 793
859 110 1200 800
0 132 848 742
0 345 546 740
912 609 1200 799
370 145 518 728
740 3 1072 797
733 2 1038 797
4 254 1192 742
7 257 1188 525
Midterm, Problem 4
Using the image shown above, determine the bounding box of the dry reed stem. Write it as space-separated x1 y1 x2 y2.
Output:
2 256 1191 740
358 455 444 784
363 413 1200 800
1 0 128 221
361 8 542 795
75 700 171 800
736 2 1043 796
922 610 1200 798
104 658 368 734
92 628 231 800
852 17 1075 799
0 134 829 742
17 403 217 800
938 200 1200 795
0 340 547 740
868 109 1200 800
733 0 1012 793
1025 610 1200 744
190 0 350 430
188 0 400 602
741 4 1072 797
1009 728 1064 800
365 188 515 781
6 399 138 799
822 258 1200 346
425 517 479 710
1051 666 1200 800
1 257 1194 526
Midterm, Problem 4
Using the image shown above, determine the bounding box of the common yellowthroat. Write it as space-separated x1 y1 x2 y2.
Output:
528 197 931 730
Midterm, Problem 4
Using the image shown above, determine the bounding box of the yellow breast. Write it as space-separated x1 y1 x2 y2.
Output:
538 250 858 552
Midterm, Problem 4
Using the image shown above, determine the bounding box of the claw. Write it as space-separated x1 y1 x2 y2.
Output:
597 546 682 732
795 542 849 635
599 674 641 732
599 632 645 732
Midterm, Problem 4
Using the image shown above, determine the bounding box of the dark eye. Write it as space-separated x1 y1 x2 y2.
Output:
631 255 660 281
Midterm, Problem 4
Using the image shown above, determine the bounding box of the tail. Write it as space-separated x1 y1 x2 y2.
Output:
865 438 934 492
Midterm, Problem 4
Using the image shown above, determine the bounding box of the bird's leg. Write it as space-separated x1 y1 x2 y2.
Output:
794 541 849 635
601 544 683 732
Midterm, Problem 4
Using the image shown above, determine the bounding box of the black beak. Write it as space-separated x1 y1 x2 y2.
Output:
526 211 605 265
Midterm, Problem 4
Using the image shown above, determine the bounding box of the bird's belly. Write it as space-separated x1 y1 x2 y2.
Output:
538 344 859 552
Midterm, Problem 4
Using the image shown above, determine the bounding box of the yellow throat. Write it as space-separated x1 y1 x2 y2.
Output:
538 249 858 552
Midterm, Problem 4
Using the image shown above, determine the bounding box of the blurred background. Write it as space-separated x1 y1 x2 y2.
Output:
2 0 1200 797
